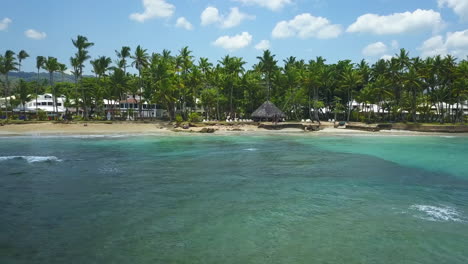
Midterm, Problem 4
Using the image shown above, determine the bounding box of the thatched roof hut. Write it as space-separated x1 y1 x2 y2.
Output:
251 101 286 121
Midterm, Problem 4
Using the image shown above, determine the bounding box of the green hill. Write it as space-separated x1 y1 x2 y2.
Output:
3 72 94 83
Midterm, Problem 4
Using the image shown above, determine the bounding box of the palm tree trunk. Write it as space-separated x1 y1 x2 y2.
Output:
81 79 87 120
36 69 40 116
5 73 10 119
230 82 234 118
75 76 79 117
412 89 417 122
347 89 352 122
313 87 320 124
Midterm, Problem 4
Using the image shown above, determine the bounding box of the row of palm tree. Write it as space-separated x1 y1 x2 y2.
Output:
1 35 467 123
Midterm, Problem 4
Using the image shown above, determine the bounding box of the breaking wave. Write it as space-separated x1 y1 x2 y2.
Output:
0 156 62 163
410 204 464 222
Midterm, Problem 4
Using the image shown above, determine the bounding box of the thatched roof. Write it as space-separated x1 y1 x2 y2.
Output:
251 101 286 119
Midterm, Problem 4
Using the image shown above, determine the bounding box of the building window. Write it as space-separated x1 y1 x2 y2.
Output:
48 102 53 106
57 103 62 106
42 102 47 106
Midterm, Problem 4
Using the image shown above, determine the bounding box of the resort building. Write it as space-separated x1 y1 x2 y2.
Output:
13 94 67 115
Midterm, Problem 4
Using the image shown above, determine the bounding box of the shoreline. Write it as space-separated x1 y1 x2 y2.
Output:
1 122 467 137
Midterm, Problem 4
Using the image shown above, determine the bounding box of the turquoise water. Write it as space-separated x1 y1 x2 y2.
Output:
1 134 467 263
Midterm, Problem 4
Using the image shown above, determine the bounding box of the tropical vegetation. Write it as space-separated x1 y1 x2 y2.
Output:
0 35 467 123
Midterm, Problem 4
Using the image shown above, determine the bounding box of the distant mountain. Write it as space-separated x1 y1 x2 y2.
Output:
4 72 94 83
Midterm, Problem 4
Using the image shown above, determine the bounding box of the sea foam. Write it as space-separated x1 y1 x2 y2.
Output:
410 204 464 222
0 156 62 163
244 148 258 151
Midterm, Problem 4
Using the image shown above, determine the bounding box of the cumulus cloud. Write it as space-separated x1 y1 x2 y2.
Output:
362 40 400 57
419 30 468 58
362 42 388 57
201 6 254 28
272 13 342 39
201 7 220 26
24 29 47 40
176 17 193 30
213 32 253 51
233 0 292 11
381 55 395 61
0 17 12 31
130 0 175 22
255 40 271 50
347 9 443 35
438 0 468 21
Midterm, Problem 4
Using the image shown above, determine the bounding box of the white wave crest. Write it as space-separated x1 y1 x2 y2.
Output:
0 156 62 163
244 148 258 151
410 204 464 222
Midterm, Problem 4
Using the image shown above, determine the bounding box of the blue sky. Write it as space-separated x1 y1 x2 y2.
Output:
1 0 467 74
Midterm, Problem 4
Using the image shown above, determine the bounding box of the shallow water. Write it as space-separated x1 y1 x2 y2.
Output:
1 134 467 263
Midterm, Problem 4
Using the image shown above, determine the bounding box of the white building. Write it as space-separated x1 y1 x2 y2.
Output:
13 94 67 115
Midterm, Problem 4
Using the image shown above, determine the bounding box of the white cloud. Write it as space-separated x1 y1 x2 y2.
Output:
201 6 254 28
362 42 388 57
347 9 443 35
362 40 400 57
176 17 193 30
24 29 47 40
272 13 342 39
233 0 292 11
381 55 394 61
0 17 12 31
130 0 175 22
201 7 220 26
420 36 447 57
419 30 468 58
64 68 74 75
255 40 271 50
438 0 468 21
213 32 253 51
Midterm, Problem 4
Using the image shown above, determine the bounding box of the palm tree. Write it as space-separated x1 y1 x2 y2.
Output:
131 45 149 118
35 56 45 114
58 63 67 82
42 57 60 119
0 50 18 119
340 65 361 122
72 35 94 119
90 56 112 117
115 46 131 74
256 50 278 100
17 79 30 119
17 50 29 73
91 56 112 78
177 46 194 116
70 57 80 116
403 67 423 122
219 55 246 118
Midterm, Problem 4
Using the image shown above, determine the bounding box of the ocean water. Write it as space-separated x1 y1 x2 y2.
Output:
1 133 468 264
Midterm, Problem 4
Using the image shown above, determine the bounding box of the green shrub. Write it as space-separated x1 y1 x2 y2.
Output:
175 114 184 123
37 110 47 121
188 112 201 122
73 115 83 121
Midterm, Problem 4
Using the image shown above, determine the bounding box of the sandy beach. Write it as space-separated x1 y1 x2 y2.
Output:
0 122 264 136
1 121 463 137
